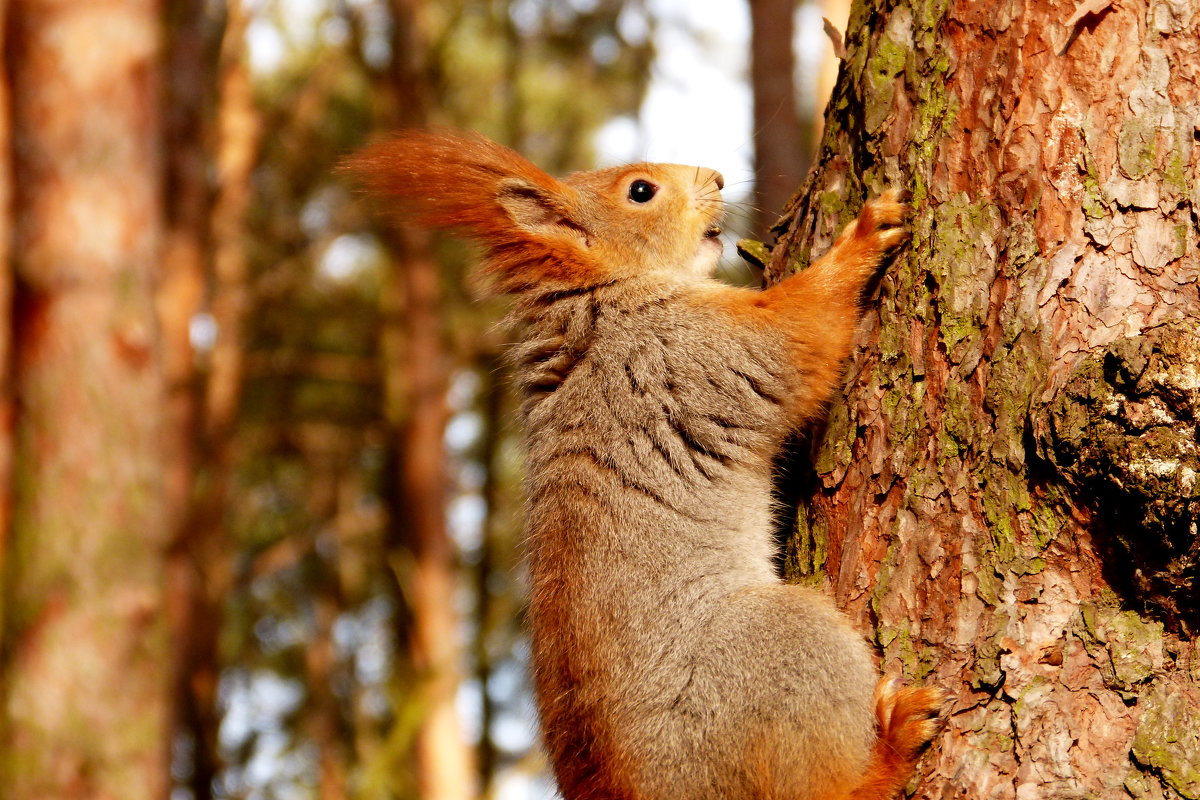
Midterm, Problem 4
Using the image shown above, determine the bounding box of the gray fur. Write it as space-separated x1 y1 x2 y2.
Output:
511 275 877 800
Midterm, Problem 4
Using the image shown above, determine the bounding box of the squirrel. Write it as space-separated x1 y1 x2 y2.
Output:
345 129 946 800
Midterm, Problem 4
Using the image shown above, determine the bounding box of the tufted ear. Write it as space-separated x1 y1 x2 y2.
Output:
343 128 606 293
496 178 591 246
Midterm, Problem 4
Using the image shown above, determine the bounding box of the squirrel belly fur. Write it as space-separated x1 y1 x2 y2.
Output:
345 129 945 800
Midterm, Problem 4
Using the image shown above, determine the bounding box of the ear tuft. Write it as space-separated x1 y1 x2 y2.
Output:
341 128 604 293
497 179 560 230
496 179 588 244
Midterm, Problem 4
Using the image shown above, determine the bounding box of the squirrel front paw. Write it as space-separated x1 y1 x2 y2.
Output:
809 190 910 295
834 189 909 258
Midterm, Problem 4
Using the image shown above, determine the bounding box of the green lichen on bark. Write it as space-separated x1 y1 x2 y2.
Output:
875 618 939 680
863 13 910 133
1131 684 1200 799
1077 595 1167 695
734 238 770 271
967 609 1010 690
811 396 857 478
1162 116 1194 201
1119 115 1159 181
924 195 1003 365
783 506 828 587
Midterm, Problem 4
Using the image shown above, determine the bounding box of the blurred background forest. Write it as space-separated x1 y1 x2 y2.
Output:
0 1 845 798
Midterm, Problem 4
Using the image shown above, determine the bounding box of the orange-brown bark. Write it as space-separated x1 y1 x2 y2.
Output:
772 1 1200 797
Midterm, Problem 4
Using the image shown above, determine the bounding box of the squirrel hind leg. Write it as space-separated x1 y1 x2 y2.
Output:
847 679 949 800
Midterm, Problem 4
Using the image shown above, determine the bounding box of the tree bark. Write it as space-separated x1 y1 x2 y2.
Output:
768 1 1200 797
2 0 170 797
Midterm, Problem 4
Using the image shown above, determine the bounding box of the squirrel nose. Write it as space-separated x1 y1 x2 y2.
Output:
713 172 725 190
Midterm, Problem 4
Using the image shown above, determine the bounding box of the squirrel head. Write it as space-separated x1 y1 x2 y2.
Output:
342 129 725 294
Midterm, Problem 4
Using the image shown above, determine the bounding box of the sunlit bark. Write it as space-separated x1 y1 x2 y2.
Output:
773 1 1200 797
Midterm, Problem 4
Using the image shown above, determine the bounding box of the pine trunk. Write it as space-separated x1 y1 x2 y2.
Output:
167 4 259 796
159 1 219 796
2 0 170 796
770 1 1200 797
749 0 810 231
0 0 14 569
378 2 476 798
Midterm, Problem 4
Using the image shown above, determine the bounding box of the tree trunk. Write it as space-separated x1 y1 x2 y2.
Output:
0 0 14 581
380 218 475 800
2 1 170 797
473 349 508 798
768 1 1200 797
378 2 476 798
749 0 810 232
159 1 218 796
174 3 261 797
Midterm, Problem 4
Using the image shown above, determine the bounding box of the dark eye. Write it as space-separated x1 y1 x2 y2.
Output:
628 179 657 203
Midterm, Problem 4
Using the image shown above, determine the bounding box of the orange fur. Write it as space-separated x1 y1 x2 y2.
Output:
848 679 948 799
341 129 608 293
696 190 908 427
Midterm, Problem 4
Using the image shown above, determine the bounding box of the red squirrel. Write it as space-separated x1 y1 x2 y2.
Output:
345 129 945 800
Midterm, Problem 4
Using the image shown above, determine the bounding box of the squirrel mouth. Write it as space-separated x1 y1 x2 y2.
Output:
703 225 722 240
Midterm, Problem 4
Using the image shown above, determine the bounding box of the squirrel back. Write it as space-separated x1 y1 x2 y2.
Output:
346 129 945 800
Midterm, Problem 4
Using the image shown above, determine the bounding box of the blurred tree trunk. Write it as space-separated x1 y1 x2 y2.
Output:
769 1 1200 797
1 1 170 797
172 2 260 798
814 0 850 140
378 2 475 799
158 1 220 797
749 0 810 231
472 350 506 797
0 0 14 586
308 589 350 800
304 459 351 800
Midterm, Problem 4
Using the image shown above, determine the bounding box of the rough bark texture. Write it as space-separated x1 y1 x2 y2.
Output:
767 1 1200 797
2 0 170 796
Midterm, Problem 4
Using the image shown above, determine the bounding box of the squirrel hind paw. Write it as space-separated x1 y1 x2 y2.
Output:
872 681 951 760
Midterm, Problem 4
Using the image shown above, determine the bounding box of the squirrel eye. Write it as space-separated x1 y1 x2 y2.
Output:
628 179 657 203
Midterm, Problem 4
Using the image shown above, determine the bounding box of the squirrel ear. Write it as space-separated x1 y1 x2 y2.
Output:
497 179 589 245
